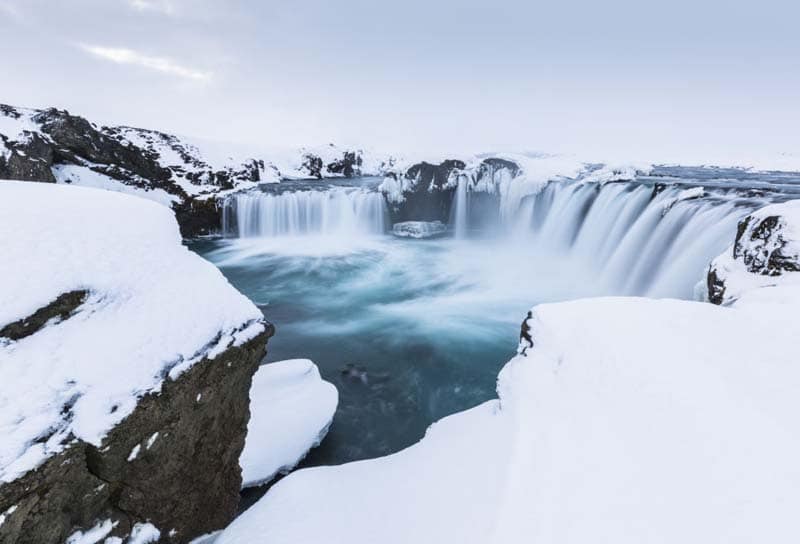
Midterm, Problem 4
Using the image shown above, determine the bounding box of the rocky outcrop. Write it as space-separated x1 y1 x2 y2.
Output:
0 104 374 238
380 160 466 223
301 149 364 179
707 201 800 305
0 325 274 544
379 158 524 224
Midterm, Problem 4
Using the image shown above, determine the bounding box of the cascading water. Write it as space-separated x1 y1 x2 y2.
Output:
451 180 754 299
451 175 469 238
224 188 388 238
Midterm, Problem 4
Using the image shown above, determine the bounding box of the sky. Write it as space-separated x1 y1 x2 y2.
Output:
1 0 798 164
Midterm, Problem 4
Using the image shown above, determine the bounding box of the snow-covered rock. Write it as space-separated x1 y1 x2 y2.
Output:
0 181 272 543
214 202 800 544
707 200 800 304
240 359 338 488
391 220 448 239
0 104 387 237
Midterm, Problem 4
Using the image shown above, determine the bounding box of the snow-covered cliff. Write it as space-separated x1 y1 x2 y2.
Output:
0 181 272 543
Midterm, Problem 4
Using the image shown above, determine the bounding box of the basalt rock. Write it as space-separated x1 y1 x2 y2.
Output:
0 326 274 544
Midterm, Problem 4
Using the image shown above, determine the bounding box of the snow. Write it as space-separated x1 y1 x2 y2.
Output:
391 221 447 239
52 164 179 207
216 217 800 543
0 181 265 483
0 106 42 142
65 519 117 544
146 432 159 449
240 359 338 489
127 444 141 462
581 161 654 183
0 504 17 527
128 522 161 544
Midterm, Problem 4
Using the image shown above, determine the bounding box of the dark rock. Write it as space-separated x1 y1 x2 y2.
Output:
385 160 466 223
173 198 221 238
708 208 800 305
326 151 362 178
33 109 172 185
733 215 800 276
0 290 88 340
301 154 324 179
0 326 274 544
0 132 56 182
706 265 727 305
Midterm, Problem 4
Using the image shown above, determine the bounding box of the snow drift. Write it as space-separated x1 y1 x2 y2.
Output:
240 359 338 488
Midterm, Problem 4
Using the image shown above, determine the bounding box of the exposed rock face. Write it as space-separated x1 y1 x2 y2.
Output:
707 201 800 305
382 160 466 223
301 149 364 179
0 326 274 544
0 131 56 182
732 215 800 275
380 158 524 224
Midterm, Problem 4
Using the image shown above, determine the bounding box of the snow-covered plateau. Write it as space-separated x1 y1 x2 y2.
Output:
211 201 800 544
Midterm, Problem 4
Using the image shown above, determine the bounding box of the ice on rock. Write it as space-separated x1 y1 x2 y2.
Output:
391 221 448 239
239 359 338 489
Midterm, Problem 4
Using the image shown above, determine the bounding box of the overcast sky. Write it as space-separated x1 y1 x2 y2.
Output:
1 0 798 161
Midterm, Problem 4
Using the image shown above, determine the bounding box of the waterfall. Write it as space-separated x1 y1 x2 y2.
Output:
221 178 762 300
225 188 388 238
451 175 469 238
510 182 753 299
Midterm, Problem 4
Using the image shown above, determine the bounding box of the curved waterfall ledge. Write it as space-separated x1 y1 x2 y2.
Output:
222 188 388 238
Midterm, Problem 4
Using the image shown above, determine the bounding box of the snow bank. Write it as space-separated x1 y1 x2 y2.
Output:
53 164 179 206
216 253 800 542
240 359 338 488
0 181 265 483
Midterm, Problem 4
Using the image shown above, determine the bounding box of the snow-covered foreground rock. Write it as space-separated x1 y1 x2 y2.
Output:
215 203 800 544
240 359 338 488
0 181 272 543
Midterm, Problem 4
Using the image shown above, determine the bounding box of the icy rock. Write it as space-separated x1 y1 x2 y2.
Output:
708 200 800 304
391 220 448 239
